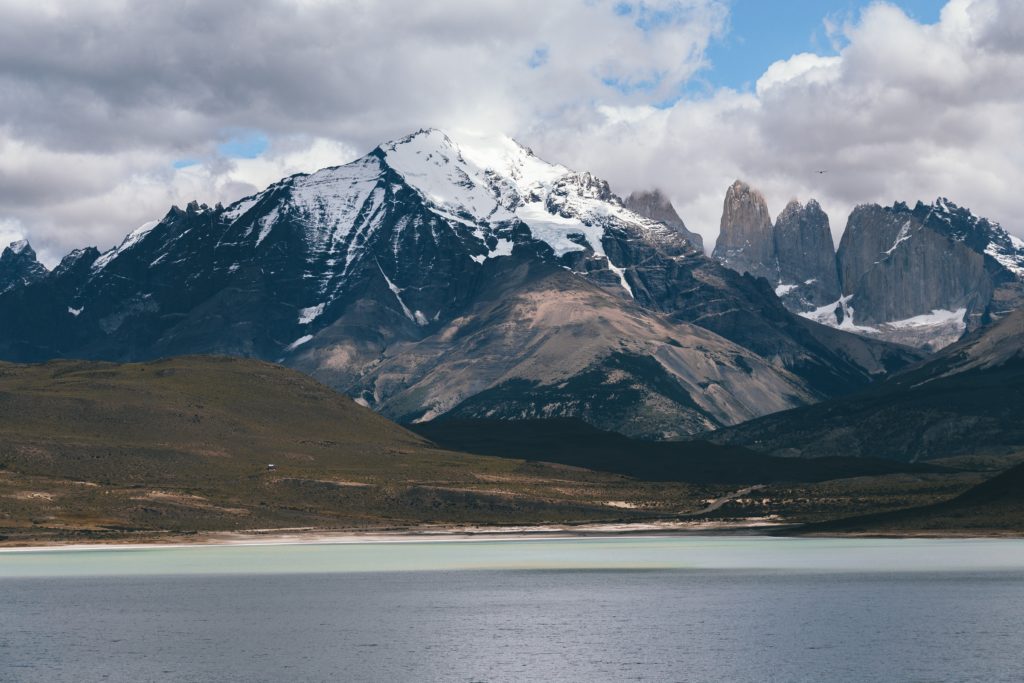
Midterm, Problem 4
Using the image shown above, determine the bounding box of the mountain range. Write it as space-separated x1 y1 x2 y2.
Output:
0 129 918 438
3 127 1024 538
712 180 1024 351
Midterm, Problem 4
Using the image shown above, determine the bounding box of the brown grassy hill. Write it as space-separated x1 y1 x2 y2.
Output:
0 356 722 544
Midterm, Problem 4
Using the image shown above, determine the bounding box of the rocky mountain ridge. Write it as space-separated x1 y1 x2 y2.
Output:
0 129 918 438
822 197 1024 349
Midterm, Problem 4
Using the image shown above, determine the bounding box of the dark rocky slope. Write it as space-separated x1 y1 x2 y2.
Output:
708 309 1024 462
413 418 945 486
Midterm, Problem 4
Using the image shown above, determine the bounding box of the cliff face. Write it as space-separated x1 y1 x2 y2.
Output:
712 180 777 281
623 189 704 252
833 199 1024 348
840 208 990 324
711 181 1024 351
773 199 841 310
708 309 1024 463
836 204 908 297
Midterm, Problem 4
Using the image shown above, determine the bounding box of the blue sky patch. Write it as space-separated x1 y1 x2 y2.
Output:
704 0 945 91
602 72 664 96
217 130 269 159
528 47 549 69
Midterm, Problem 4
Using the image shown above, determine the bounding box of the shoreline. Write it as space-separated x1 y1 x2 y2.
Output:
3 519 1022 552
0 519 785 552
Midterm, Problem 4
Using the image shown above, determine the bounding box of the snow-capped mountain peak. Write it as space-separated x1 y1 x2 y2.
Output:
375 127 678 274
455 130 569 197
379 129 515 225
912 196 1024 277
300 128 689 297
0 128 926 439
20 127 705 357
0 238 47 294
92 219 161 271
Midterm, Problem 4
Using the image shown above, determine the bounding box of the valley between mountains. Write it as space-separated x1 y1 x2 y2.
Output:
2 128 1023 544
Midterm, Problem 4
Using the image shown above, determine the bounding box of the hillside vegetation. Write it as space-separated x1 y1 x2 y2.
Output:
0 356 1011 544
0 357 723 544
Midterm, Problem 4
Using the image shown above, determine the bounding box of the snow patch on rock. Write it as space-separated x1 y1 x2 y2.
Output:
92 220 159 270
886 308 967 330
7 239 29 255
298 303 326 325
775 283 798 297
800 295 879 334
285 334 314 351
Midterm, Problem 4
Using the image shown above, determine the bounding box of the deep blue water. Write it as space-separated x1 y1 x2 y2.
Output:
1 536 1022 682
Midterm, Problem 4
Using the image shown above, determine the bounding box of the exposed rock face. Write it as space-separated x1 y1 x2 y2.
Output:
712 182 841 314
0 130 920 438
818 198 1024 350
315 257 815 438
773 199 841 310
836 204 906 297
709 308 1024 462
0 240 47 295
709 179 1024 351
623 189 704 252
712 180 777 281
842 209 990 324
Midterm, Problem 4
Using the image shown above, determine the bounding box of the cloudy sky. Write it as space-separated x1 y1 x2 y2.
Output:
1 0 1021 265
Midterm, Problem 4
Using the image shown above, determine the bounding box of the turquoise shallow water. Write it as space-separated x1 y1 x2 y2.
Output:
2 536 1023 681
3 535 1024 577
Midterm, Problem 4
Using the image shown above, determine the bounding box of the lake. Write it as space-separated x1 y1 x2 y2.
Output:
2 535 1023 681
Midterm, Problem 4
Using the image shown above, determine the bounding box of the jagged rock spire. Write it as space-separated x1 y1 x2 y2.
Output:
774 198 840 308
713 180 777 281
712 182 840 312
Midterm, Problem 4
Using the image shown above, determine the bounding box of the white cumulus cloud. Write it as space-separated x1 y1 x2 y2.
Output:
549 0 1024 249
0 0 1021 265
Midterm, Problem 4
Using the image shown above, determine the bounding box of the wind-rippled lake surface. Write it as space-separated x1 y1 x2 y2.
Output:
2 536 1023 682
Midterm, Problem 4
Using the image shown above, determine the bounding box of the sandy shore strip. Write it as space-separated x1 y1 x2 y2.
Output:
4 519 1021 552
0 518 792 552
